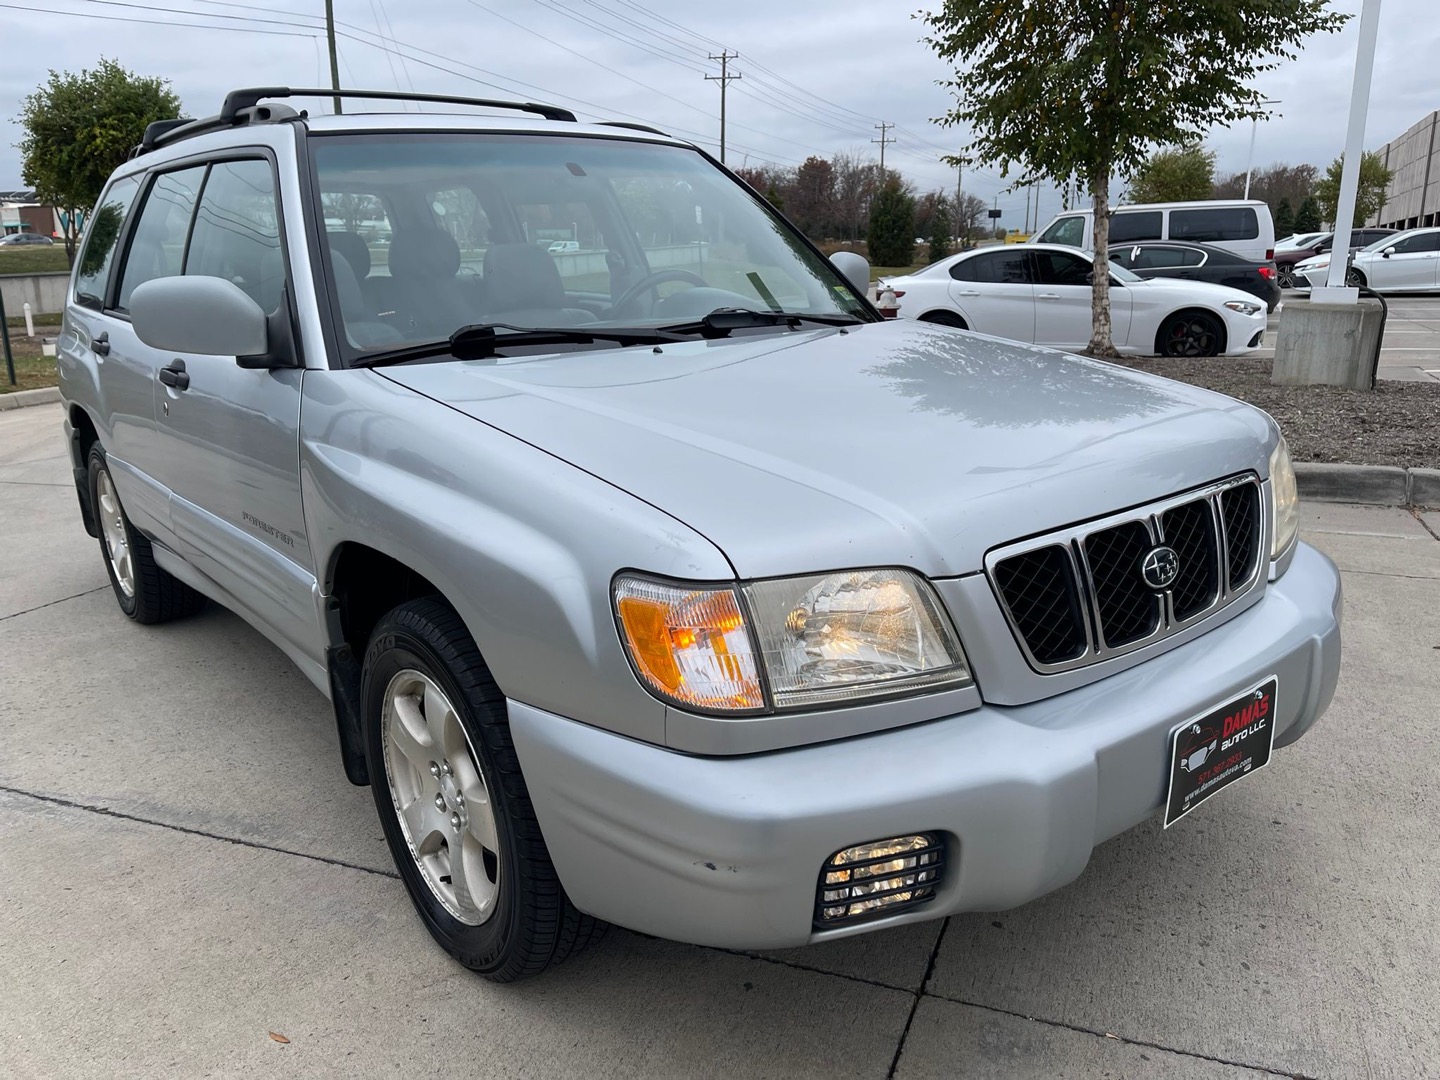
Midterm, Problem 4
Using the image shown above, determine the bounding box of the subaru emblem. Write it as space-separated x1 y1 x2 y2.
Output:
1140 546 1180 591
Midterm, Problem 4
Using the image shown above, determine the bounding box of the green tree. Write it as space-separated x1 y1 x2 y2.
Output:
1273 197 1296 239
763 182 786 211
1127 144 1216 204
18 59 182 266
928 194 952 264
1313 151 1394 228
919 1 1346 356
1295 196 1322 233
867 180 916 267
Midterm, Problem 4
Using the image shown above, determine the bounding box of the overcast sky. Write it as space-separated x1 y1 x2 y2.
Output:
4 0 1436 228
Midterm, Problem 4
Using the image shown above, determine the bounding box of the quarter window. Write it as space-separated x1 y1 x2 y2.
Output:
74 174 141 309
1168 207 1259 242
1109 211 1164 243
186 159 284 312
116 165 206 311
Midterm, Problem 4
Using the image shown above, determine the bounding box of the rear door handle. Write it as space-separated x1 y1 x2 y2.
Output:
957 289 981 297
1037 292 1061 300
92 332 110 357
157 359 190 391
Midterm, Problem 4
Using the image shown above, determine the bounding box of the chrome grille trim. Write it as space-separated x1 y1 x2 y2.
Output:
986 475 1267 674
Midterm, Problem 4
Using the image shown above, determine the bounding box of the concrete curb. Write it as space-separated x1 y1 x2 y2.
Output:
0 386 60 411
1296 462 1437 508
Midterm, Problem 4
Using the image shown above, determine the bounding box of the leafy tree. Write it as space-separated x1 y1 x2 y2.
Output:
1214 162 1318 211
867 180 916 267
18 59 182 266
1314 151 1394 228
1273 197 1296 239
763 182 785 211
788 156 836 239
919 1 1346 356
1127 144 1216 203
1295 196 1322 233
928 195 952 264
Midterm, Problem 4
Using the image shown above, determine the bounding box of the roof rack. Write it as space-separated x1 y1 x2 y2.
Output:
134 87 579 156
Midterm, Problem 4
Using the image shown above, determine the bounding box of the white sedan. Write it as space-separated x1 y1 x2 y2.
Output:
1295 227 1440 292
882 243 1268 357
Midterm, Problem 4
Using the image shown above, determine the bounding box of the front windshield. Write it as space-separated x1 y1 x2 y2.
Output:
310 132 868 356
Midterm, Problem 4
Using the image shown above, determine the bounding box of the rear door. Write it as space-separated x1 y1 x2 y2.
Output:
947 250 1035 342
150 155 317 658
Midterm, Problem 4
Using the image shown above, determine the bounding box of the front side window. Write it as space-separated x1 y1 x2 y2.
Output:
1109 211 1164 243
117 165 206 311
186 159 284 312
1037 215 1085 247
1390 231 1440 254
309 133 868 357
1169 207 1259 242
74 174 141 309
1031 250 1091 285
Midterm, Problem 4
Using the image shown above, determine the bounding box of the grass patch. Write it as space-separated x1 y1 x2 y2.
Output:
1 338 59 393
0 247 70 274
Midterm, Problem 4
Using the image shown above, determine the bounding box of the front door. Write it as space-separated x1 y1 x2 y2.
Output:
1030 249 1132 348
149 156 319 661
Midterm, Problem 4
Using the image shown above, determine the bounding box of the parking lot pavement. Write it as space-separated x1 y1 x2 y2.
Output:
1262 292 1440 382
3 402 1438 1079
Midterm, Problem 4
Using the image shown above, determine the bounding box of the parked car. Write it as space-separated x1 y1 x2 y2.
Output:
1108 240 1281 312
882 243 1268 356
1274 228 1396 288
1274 232 1325 250
1295 226 1440 292
0 232 55 245
1032 199 1276 263
58 87 1341 982
547 239 580 253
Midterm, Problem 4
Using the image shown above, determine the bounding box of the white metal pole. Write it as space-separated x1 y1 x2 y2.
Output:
1243 118 1259 201
1320 0 1383 300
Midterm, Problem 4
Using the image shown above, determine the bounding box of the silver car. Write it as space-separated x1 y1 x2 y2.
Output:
57 88 1342 982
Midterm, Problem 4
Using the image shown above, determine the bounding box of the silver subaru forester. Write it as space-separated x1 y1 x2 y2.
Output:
57 87 1342 982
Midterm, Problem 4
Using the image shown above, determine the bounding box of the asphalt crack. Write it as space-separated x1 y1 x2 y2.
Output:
887 916 949 1078
0 784 398 880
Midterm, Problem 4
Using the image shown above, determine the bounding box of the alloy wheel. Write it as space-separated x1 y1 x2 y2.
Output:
380 669 502 925
1164 316 1218 357
95 468 135 598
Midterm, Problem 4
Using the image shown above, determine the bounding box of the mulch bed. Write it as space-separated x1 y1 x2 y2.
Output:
1112 356 1440 470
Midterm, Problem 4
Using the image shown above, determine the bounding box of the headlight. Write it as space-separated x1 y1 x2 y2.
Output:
613 569 972 714
1270 434 1299 560
1223 300 1262 315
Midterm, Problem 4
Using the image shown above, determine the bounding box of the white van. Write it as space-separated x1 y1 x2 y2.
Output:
1032 199 1276 262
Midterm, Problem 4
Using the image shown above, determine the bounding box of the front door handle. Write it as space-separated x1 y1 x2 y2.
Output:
92 332 110 357
158 359 190 391
1037 292 1061 300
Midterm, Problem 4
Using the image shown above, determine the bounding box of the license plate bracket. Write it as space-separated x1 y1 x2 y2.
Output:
1164 676 1278 828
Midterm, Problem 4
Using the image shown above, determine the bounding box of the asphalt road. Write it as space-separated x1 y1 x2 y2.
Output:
3 402 1439 1079
1263 291 1440 382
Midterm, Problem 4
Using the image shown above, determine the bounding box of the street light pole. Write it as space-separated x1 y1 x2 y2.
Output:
1242 99 1281 201
1320 0 1382 300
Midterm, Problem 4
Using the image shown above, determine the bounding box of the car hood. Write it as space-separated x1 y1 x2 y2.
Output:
381 320 1272 578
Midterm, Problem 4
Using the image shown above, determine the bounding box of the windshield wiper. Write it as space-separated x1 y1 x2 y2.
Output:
658 308 864 339
351 322 686 368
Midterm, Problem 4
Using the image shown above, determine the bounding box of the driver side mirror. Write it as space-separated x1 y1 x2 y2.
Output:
131 276 287 368
1382 246 1396 258
830 250 870 293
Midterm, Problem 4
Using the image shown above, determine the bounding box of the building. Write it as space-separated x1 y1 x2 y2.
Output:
1369 110 1439 230
0 190 63 237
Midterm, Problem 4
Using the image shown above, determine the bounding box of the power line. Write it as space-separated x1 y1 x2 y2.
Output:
704 50 741 165
0 0 316 36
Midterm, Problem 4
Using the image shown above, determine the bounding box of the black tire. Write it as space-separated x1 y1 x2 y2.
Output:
920 310 968 330
1346 267 1366 288
87 445 206 624
1157 311 1224 358
1277 264 1296 289
362 597 605 982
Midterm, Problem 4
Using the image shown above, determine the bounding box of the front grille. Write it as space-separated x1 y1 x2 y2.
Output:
989 476 1265 673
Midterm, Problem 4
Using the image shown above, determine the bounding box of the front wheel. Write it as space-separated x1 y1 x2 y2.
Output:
363 597 604 982
1346 268 1366 288
1158 311 1223 358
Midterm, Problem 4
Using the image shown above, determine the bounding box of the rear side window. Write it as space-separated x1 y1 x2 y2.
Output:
1131 246 1203 269
1037 215 1085 246
964 251 1032 283
116 165 206 311
74 175 142 309
1169 207 1259 242
1109 211 1163 242
186 159 284 312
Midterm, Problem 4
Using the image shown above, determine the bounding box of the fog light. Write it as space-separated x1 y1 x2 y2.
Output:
814 834 944 926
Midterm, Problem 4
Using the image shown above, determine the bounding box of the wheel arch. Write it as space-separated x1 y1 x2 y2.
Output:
919 309 969 329
1154 306 1228 357
68 405 102 537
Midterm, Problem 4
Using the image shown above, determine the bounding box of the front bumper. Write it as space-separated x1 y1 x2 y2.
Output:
1223 307 1269 354
511 542 1342 950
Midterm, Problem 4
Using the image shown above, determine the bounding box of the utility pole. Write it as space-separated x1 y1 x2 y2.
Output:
325 0 342 114
705 51 740 164
872 122 895 173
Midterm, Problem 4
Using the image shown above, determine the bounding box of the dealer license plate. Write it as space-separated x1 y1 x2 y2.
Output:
1163 676 1278 828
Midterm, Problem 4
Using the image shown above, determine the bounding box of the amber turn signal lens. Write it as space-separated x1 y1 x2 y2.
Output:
613 577 765 712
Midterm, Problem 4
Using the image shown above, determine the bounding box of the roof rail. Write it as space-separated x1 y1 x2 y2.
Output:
221 87 576 123
598 121 672 137
132 87 579 158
